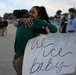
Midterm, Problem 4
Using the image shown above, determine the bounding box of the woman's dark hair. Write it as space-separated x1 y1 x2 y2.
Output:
13 9 28 18
33 6 49 22
40 6 49 22
62 17 67 21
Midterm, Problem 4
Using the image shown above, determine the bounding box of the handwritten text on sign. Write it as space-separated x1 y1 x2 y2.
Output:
22 33 76 75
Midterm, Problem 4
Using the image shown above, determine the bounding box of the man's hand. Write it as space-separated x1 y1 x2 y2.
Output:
42 26 50 33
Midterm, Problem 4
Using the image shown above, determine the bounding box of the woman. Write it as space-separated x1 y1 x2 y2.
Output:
59 17 67 33
13 6 57 75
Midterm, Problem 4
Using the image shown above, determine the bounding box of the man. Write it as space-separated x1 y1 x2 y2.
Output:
67 14 76 33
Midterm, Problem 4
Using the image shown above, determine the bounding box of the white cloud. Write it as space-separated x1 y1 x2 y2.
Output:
0 0 76 17
7 0 24 4
0 2 8 9
0 2 15 17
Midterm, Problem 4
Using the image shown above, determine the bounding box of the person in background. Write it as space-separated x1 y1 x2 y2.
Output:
67 14 76 33
59 17 67 33
0 19 3 36
3 19 8 34
0 19 8 36
13 6 57 75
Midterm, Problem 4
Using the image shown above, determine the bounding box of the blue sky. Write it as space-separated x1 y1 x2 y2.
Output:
0 0 76 17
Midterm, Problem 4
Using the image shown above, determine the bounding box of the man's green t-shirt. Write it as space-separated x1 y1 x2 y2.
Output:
14 18 57 56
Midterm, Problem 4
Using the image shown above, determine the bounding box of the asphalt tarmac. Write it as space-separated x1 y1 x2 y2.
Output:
0 24 16 75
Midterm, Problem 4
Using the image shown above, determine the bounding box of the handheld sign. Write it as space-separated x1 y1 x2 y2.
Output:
22 33 76 75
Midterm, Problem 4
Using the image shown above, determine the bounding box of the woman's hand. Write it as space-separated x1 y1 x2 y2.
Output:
20 18 33 27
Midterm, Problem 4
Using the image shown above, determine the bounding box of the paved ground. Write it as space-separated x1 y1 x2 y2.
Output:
0 24 16 75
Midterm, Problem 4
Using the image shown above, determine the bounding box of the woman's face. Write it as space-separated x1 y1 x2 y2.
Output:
28 7 40 19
